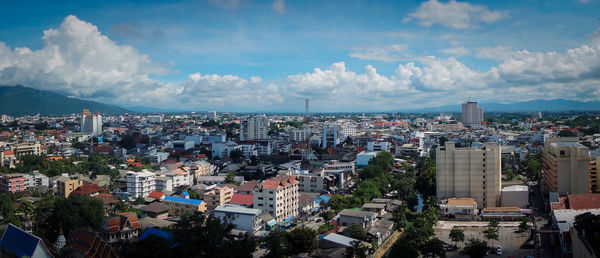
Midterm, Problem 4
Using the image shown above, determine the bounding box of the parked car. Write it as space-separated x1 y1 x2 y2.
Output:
496 246 502 255
444 244 457 251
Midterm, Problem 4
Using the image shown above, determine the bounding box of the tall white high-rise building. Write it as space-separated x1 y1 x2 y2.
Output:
436 142 502 207
322 123 340 149
461 101 484 128
240 115 269 141
81 109 102 135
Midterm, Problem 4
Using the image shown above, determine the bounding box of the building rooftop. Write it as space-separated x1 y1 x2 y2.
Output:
339 209 378 218
502 185 529 192
163 195 203 205
214 205 262 216
445 198 477 207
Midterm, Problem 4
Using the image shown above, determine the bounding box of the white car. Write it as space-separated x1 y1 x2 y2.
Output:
496 246 502 255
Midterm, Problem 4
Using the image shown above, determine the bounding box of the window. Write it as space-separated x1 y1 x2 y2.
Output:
483 181 486 185
483 158 486 162
483 175 486 178
483 164 486 167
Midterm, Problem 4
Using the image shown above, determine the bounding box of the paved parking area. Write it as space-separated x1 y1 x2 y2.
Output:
434 221 535 258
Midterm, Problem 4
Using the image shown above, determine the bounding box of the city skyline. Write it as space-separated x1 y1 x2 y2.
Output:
0 0 599 112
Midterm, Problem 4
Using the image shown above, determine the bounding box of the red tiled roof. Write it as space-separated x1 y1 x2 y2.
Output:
197 154 207 158
127 162 144 167
72 184 109 195
3 150 14 156
551 197 567 210
566 194 600 210
261 176 298 190
92 146 114 153
148 191 165 199
229 194 254 206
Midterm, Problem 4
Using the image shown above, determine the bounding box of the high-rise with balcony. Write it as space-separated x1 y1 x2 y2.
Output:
126 170 156 198
541 137 591 195
253 176 298 221
240 115 269 141
436 142 502 207
461 101 484 129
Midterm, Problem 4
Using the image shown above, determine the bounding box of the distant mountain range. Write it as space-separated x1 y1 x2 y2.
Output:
0 85 130 116
1 85 599 115
401 99 600 113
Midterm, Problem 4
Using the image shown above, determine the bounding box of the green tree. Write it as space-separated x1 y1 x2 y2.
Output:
449 226 465 246
48 195 104 239
346 224 367 240
172 212 256 257
348 240 368 258
318 223 335 234
388 238 419 258
415 159 436 197
134 196 146 205
354 180 382 203
286 226 318 254
224 173 240 186
460 238 489 258
121 234 174 258
264 229 289 258
229 149 244 162
421 237 446 258
321 210 336 221
557 130 577 137
519 217 529 232
16 201 35 221
483 221 499 247
392 202 408 229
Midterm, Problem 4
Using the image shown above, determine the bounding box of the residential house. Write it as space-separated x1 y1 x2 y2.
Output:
99 212 141 245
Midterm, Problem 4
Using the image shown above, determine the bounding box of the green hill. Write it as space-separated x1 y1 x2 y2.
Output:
0 85 130 116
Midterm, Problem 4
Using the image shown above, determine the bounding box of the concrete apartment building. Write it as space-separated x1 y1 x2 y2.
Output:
57 176 83 197
240 115 269 141
0 175 26 193
12 142 42 156
436 142 502 208
204 186 234 210
126 170 156 198
81 109 102 135
253 176 299 221
288 169 326 193
541 138 592 195
461 101 483 129
213 205 263 234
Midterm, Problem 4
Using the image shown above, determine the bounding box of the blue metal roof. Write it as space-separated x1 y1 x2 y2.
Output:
0 224 47 258
163 195 203 205
139 228 178 248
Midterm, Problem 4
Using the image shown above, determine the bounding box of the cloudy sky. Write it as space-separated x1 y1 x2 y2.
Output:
0 0 599 112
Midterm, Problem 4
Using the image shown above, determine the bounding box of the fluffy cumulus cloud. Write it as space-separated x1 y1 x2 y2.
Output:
1 15 600 111
404 0 507 29
0 15 175 106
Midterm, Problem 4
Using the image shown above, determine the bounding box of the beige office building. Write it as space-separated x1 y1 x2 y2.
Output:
541 137 591 195
204 185 234 210
436 142 501 207
57 177 83 198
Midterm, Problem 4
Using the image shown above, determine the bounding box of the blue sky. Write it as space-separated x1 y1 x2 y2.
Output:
0 0 599 111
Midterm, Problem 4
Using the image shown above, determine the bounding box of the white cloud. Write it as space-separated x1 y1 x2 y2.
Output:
440 46 471 56
404 0 507 29
0 15 174 106
272 0 285 14
1 15 600 111
348 44 409 62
